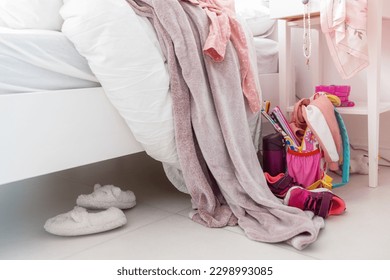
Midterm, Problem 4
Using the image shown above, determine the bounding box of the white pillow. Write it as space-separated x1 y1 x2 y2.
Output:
0 0 64 30
235 0 275 37
60 0 178 166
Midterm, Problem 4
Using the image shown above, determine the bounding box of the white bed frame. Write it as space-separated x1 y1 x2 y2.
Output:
0 87 143 185
0 73 279 186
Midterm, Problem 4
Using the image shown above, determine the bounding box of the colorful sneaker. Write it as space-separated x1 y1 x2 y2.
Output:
264 172 298 198
284 186 346 218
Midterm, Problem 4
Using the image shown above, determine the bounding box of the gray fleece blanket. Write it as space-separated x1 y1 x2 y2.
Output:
126 0 324 250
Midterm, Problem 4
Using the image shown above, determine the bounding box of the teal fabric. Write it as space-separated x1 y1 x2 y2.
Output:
333 109 350 188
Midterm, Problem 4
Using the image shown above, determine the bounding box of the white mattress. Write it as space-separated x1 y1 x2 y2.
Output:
0 28 278 94
0 27 100 94
252 36 278 74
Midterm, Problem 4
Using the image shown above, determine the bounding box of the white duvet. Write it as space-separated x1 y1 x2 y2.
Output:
60 0 179 167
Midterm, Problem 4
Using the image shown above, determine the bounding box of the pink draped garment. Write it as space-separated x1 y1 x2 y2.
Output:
184 0 261 112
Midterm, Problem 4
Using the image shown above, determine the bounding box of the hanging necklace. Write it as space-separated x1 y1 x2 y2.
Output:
302 0 311 68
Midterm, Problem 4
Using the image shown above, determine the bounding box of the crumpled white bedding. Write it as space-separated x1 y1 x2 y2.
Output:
60 0 179 168
253 36 278 74
0 27 100 94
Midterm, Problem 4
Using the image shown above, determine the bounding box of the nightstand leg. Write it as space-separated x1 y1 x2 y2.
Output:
278 20 292 114
367 0 382 188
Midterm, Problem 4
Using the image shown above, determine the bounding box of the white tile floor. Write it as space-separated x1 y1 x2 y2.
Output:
1 152 390 260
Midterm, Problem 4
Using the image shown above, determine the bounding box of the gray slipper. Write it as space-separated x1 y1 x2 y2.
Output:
76 184 136 210
44 206 127 236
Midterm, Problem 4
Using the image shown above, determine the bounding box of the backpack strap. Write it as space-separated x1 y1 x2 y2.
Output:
332 109 350 188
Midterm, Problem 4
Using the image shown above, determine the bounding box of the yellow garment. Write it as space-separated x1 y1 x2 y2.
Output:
306 173 333 190
325 93 341 107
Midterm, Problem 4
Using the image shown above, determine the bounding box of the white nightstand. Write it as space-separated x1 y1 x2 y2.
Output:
270 0 320 20
270 0 389 187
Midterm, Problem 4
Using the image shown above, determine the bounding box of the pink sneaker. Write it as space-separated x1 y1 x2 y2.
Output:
284 186 346 218
339 101 355 107
264 172 298 198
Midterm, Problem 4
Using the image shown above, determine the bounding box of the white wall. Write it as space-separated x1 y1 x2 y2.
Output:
290 20 390 158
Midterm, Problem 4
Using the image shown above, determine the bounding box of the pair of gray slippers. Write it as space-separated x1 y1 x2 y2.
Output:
44 184 136 236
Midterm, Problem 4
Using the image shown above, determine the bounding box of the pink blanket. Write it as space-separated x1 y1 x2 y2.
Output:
127 0 324 250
